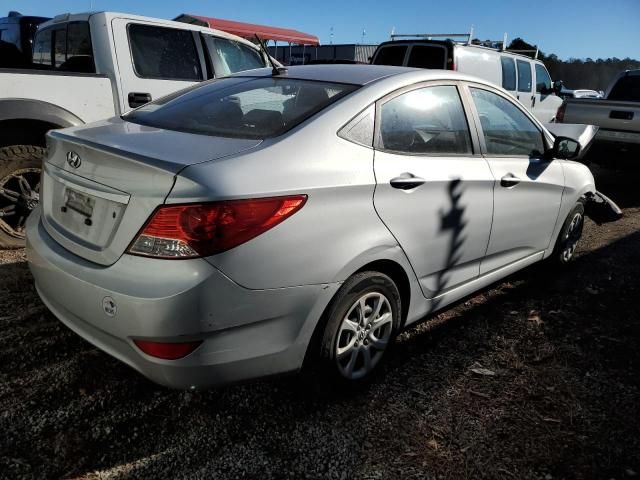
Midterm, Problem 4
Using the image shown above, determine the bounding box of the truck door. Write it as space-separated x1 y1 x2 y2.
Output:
533 63 563 122
111 18 207 113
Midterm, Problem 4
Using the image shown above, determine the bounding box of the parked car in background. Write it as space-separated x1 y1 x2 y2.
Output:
27 65 611 389
0 11 268 248
557 70 640 165
371 35 563 123
0 11 49 68
559 88 604 100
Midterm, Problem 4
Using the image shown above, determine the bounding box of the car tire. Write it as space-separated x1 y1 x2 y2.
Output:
0 145 45 249
552 201 585 265
317 271 402 386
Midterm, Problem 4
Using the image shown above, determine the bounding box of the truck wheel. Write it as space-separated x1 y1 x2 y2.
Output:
0 145 45 249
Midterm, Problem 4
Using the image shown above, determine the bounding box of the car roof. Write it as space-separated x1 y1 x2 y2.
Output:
232 64 488 87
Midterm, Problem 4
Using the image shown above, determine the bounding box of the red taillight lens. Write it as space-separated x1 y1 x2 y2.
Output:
133 339 202 360
128 195 307 259
555 102 566 123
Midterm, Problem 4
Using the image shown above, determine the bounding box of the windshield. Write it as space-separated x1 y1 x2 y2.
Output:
125 77 359 139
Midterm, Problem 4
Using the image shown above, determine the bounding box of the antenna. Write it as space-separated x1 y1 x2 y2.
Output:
254 35 287 76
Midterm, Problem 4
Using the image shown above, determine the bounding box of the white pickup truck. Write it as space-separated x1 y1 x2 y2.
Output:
0 11 269 247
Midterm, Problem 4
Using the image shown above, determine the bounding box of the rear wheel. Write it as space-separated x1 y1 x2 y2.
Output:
552 202 585 264
0 145 44 249
318 271 401 385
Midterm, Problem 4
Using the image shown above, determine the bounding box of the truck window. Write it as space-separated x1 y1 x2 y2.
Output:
211 37 265 76
535 64 552 93
128 24 203 81
32 28 52 67
500 57 516 90
608 75 640 102
517 60 532 93
406 45 446 69
373 45 408 66
32 22 95 73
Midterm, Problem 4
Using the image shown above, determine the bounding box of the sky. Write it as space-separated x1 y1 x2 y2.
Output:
4 0 639 60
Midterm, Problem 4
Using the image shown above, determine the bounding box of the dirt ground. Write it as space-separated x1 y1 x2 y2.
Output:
1 167 639 480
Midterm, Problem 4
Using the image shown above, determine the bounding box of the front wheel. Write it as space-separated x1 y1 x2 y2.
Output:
318 271 401 385
552 202 585 264
0 145 44 249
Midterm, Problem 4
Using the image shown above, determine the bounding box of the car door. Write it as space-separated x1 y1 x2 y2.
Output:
464 85 564 274
111 19 207 113
533 63 563 122
372 82 494 299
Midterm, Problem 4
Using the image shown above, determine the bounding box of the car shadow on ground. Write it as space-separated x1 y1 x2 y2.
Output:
1 169 639 479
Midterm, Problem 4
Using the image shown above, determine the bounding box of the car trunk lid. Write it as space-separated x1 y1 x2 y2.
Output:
41 119 261 266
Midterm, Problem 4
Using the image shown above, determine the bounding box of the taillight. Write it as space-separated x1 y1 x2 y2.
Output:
555 102 567 123
128 195 307 259
133 339 202 360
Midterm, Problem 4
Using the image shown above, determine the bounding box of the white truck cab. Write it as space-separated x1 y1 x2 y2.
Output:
371 36 563 123
0 11 268 247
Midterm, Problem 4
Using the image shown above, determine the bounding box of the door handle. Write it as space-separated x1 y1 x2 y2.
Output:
500 173 521 188
128 92 152 108
390 173 426 190
531 95 536 107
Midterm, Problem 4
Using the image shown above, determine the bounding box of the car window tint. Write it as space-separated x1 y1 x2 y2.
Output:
379 85 472 155
211 37 265 76
129 24 202 81
64 22 95 73
500 57 516 90
126 77 357 139
373 45 407 66
517 60 532 92
32 28 52 67
407 45 446 69
470 88 544 157
535 64 552 93
608 75 640 102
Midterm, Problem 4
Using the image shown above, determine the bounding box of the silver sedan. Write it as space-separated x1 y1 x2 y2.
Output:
27 65 603 388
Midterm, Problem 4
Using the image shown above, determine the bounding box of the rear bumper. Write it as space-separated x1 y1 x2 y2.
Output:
26 208 340 389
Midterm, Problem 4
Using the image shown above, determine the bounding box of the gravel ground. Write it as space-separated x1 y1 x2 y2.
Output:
1 168 639 480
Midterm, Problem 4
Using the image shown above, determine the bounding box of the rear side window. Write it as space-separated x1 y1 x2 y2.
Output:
517 60 532 92
373 45 408 66
470 87 544 157
406 45 446 69
128 24 203 81
500 57 516 90
535 64 552 93
379 85 472 155
608 75 640 102
126 77 358 139
211 37 265 76
32 22 95 73
32 28 52 67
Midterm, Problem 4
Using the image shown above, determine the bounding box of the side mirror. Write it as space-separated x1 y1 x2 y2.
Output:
553 80 563 95
552 136 580 160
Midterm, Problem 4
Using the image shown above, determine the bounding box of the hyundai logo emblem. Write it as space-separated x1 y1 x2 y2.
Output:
66 151 81 169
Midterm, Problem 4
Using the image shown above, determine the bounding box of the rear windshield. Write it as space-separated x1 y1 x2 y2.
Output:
406 45 446 69
373 45 408 66
608 75 640 102
125 77 358 139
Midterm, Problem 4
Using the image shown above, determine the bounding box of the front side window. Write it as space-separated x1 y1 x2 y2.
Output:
500 57 516 91
535 64 552 93
373 45 408 66
379 85 472 155
517 60 532 93
126 77 357 139
470 87 544 156
128 24 202 81
211 37 265 76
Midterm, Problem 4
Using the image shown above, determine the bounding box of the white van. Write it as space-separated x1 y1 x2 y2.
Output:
371 35 563 123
